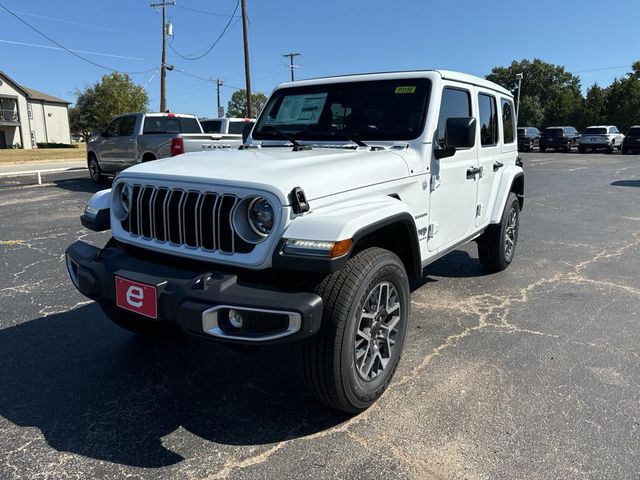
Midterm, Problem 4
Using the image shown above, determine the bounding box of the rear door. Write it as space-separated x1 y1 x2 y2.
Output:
428 84 479 251
475 92 509 227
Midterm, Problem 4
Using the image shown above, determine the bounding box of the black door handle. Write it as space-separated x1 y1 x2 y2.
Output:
493 161 504 171
466 166 481 179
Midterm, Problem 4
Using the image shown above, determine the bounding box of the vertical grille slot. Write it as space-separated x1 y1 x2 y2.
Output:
218 194 237 253
140 186 155 238
182 191 201 248
167 190 184 244
153 188 169 241
199 193 218 251
129 185 141 236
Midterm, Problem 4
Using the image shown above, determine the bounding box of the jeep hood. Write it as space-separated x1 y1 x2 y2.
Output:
119 147 411 205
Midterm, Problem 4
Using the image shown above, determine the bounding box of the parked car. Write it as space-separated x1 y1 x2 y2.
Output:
68 70 524 413
517 127 541 151
578 126 624 153
200 117 255 135
87 112 224 183
621 126 640 154
539 126 581 152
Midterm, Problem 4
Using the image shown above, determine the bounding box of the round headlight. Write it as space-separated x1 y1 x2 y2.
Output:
113 183 131 221
119 183 132 215
247 197 274 237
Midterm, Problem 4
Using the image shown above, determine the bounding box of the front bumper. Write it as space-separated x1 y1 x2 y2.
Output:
65 240 323 344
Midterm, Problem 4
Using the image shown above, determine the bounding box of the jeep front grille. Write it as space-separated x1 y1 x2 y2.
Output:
122 185 247 254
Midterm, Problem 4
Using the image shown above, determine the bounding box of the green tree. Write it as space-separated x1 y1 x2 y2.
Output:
606 71 640 132
517 95 544 127
582 84 608 128
487 59 583 127
70 73 148 139
226 89 267 118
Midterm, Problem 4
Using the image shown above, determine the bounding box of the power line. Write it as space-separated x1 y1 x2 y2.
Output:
0 2 156 74
0 38 146 61
168 1 240 61
173 4 239 17
574 65 632 74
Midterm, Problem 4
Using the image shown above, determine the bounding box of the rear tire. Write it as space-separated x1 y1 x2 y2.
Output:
477 192 520 273
302 247 410 414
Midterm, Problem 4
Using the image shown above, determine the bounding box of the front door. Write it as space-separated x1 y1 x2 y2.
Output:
428 85 479 251
112 115 137 169
97 118 122 171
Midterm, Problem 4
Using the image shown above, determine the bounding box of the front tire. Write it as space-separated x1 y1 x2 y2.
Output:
302 248 410 414
477 192 520 273
88 155 104 184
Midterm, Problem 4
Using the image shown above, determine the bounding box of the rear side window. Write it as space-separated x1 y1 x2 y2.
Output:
628 127 640 136
201 120 222 133
517 128 525 135
119 116 137 136
229 121 253 135
143 117 202 134
544 128 564 136
478 94 498 146
501 99 515 144
437 87 471 147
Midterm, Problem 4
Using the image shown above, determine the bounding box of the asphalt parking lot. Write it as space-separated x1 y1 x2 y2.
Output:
0 151 639 479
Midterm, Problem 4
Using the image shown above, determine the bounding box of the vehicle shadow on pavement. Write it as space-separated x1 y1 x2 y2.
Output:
611 179 640 188
53 177 112 194
0 304 348 468
422 249 489 279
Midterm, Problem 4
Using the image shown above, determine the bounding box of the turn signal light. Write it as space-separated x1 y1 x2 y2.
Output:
330 239 353 258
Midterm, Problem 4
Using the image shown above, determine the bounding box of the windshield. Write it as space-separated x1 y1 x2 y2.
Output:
627 127 640 136
584 127 607 135
253 79 431 142
543 128 564 136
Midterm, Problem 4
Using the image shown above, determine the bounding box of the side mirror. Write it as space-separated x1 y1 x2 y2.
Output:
242 123 253 144
434 117 476 159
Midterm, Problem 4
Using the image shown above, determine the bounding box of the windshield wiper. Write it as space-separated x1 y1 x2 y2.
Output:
270 126 312 151
329 132 368 148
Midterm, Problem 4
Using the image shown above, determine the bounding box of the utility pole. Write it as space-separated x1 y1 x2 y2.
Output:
515 73 523 122
282 52 301 81
240 0 252 117
216 79 224 117
150 0 175 112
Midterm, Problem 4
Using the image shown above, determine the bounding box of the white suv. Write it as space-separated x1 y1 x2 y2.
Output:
579 125 625 153
67 70 524 413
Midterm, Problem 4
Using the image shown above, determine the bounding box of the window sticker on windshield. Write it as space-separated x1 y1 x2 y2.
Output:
272 93 328 125
395 86 416 94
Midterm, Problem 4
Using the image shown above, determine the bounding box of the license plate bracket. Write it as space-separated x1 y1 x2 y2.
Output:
115 276 158 319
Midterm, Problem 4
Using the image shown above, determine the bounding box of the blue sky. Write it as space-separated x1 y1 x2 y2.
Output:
1 0 638 118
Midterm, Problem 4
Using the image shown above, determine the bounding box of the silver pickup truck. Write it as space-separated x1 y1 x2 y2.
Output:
87 112 222 183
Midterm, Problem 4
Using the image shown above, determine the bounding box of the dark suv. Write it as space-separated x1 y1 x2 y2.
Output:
517 127 541 151
539 126 581 153
621 126 640 154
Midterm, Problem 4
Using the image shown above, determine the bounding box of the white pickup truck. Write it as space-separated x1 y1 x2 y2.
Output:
87 112 221 183
67 70 524 413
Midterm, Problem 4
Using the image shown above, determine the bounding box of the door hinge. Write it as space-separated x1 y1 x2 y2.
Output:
430 175 441 192
428 222 439 239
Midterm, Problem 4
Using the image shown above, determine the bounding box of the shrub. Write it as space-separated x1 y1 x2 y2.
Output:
36 142 77 149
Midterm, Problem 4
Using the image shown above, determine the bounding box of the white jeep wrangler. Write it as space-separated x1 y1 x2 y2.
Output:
67 70 523 413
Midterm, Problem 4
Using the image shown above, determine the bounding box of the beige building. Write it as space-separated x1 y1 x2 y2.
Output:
0 71 71 149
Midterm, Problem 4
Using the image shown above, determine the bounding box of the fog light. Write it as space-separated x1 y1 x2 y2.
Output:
228 309 244 329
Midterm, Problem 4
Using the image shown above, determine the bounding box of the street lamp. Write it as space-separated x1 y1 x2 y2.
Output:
515 73 523 122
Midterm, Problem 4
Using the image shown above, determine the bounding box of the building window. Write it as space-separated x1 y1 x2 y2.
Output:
27 103 33 119
30 131 36 148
